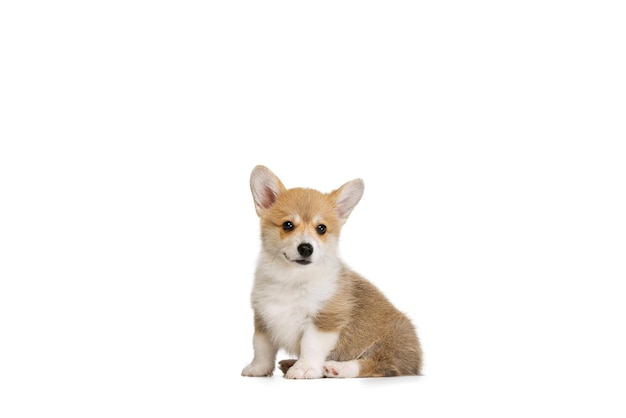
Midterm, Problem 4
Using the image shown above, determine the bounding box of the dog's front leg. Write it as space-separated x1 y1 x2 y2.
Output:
285 324 338 379
242 332 278 377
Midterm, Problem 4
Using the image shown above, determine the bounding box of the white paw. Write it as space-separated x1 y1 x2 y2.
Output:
285 363 324 379
242 362 275 377
323 360 359 378
323 361 341 378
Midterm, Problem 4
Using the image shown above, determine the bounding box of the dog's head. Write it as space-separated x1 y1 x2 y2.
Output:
250 165 364 267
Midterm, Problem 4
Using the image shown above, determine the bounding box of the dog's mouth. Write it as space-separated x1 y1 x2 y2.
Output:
283 253 312 265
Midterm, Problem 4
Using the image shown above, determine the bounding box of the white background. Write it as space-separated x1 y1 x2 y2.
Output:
1 1 625 417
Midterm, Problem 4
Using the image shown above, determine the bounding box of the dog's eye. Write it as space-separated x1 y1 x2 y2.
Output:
282 221 294 231
316 224 327 235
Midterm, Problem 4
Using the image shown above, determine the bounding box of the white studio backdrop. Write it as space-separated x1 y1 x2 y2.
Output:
1 1 625 417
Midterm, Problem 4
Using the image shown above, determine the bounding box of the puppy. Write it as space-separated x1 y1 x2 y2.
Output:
241 165 422 378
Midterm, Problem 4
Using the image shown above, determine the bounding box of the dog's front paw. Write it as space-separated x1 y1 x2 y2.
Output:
284 362 323 379
242 362 275 377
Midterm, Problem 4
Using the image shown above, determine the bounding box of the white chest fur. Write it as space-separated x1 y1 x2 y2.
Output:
251 262 339 355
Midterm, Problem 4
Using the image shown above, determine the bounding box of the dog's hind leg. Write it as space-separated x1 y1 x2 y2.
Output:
323 358 403 378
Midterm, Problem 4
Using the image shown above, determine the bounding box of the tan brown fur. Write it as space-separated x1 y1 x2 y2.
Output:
261 187 341 244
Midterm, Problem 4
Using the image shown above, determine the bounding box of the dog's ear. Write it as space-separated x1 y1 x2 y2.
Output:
250 165 286 216
331 178 364 223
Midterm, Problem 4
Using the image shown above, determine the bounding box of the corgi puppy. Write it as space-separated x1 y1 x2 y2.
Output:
241 165 422 379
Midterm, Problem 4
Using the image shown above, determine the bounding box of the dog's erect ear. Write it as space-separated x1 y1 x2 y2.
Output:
250 165 286 216
331 178 364 223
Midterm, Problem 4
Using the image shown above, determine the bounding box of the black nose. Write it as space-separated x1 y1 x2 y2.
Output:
297 243 314 257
